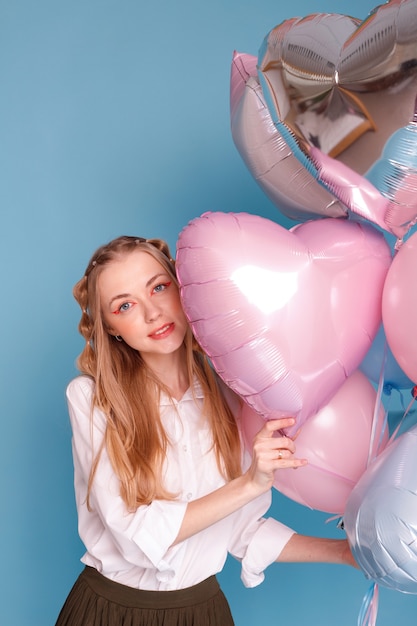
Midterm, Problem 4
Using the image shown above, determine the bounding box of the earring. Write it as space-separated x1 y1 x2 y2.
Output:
115 335 123 342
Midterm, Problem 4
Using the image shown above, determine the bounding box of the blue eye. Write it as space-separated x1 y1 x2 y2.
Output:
153 281 171 293
112 302 133 315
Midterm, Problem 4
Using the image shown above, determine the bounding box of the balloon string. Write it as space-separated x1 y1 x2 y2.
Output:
358 583 379 626
367 335 416 451
388 391 417 444
367 343 389 467
324 514 343 526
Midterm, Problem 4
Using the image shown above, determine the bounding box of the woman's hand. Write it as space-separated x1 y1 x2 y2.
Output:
246 418 308 493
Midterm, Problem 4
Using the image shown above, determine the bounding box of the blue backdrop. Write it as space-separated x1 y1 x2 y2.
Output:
2 1 417 624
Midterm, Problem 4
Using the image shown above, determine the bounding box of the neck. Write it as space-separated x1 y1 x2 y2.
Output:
143 348 190 401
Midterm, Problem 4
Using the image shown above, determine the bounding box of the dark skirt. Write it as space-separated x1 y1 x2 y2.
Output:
55 566 235 625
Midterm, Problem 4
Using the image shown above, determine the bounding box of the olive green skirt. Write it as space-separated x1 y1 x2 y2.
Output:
55 566 235 625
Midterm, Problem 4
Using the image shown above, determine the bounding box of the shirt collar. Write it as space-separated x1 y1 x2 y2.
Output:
159 377 205 406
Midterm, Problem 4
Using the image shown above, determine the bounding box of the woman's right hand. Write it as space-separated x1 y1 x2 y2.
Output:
172 417 307 545
245 418 308 493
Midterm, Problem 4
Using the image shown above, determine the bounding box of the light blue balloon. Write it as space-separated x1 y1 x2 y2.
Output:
344 425 417 593
366 110 417 203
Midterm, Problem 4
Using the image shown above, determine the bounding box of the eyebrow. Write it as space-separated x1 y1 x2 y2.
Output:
107 272 169 309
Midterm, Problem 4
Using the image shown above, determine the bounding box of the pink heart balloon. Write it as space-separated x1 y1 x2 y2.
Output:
241 370 389 514
176 212 391 435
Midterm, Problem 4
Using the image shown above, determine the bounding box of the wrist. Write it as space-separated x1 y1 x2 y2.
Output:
239 469 271 501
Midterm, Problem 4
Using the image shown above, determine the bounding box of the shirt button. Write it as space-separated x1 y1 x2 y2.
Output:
183 444 188 452
186 493 193 501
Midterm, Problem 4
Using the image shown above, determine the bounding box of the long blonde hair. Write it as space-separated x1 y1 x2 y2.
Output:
73 236 242 510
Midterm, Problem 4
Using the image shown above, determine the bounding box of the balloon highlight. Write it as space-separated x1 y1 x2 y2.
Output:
176 211 391 436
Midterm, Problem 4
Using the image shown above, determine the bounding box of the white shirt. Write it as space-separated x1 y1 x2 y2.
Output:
66 375 295 591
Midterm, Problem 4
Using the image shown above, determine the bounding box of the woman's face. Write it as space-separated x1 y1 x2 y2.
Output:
98 249 188 363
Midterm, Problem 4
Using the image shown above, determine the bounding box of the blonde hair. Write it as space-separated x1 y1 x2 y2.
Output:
73 236 242 510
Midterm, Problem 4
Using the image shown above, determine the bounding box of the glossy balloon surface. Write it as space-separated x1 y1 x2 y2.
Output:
258 1 417 175
241 371 388 514
344 425 417 593
382 230 417 384
176 211 391 435
230 51 346 221
310 99 417 240
231 0 417 234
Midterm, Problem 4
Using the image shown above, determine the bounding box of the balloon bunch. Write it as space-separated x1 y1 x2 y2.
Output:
176 0 417 603
345 229 417 597
231 0 417 241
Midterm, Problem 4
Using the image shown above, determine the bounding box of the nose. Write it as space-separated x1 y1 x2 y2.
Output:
144 299 162 323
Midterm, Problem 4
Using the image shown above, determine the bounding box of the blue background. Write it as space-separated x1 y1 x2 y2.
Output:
2 1 417 624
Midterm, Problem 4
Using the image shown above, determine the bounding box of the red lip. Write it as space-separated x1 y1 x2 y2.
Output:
148 323 174 340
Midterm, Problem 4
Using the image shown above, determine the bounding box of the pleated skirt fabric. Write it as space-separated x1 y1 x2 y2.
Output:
55 566 235 625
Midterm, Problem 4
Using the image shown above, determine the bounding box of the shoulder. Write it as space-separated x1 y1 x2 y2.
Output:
66 376 108 440
65 375 106 433
66 375 95 407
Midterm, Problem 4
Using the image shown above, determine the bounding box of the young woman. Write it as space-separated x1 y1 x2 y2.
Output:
55 235 356 625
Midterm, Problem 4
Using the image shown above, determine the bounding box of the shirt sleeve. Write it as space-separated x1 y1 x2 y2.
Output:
240 514 296 588
67 376 188 575
227 451 296 588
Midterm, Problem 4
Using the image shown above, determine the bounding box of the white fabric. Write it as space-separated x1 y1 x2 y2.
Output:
67 375 295 591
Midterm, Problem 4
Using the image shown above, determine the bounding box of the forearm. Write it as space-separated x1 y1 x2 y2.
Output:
172 416 307 546
276 533 357 567
172 473 263 545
